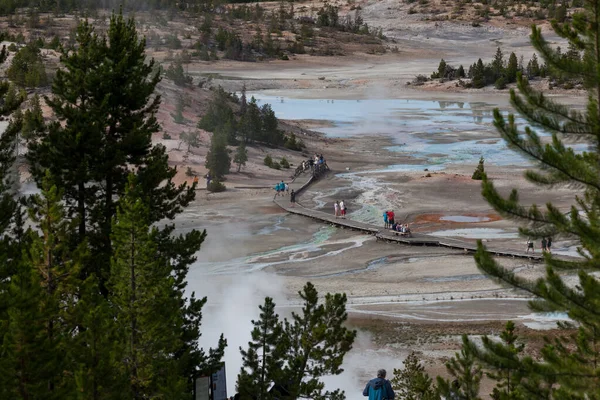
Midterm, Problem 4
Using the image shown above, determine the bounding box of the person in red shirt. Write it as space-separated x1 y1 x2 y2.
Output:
387 210 395 226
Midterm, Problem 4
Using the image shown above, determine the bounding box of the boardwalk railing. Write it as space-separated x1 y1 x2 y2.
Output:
275 167 552 261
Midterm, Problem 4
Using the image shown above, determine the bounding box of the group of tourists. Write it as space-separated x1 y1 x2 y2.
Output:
334 200 347 218
526 237 552 253
273 180 289 199
382 210 411 236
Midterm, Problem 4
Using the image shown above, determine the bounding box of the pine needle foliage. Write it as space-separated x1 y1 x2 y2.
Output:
237 297 284 400
436 335 482 400
391 352 437 400
466 0 600 398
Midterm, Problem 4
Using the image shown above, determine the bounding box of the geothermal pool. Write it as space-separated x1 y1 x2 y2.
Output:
251 94 532 167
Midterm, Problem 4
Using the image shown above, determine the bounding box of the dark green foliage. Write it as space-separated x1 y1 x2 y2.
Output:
471 156 485 180
526 53 540 78
21 94 44 141
7 42 48 88
491 47 504 82
462 1 600 397
436 336 482 400
271 161 281 170
198 87 237 144
495 76 507 90
205 130 231 180
463 321 524 399
284 133 304 151
166 60 193 86
264 154 273 167
437 58 447 79
207 180 226 192
234 142 248 172
472 59 486 88
457 64 465 78
317 5 339 27
280 282 356 399
280 156 290 169
237 297 284 400
391 352 437 400
506 52 518 83
19 14 220 396
109 179 187 398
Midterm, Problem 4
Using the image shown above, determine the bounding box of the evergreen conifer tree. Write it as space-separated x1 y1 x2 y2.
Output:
240 84 248 116
281 282 356 399
472 59 485 88
491 47 505 81
21 94 44 141
27 12 197 289
390 352 437 400
109 177 188 399
471 156 485 180
506 52 519 83
205 129 231 180
461 3 600 397
234 142 248 172
436 336 482 400
438 58 447 79
172 94 185 124
463 321 523 399
237 297 284 400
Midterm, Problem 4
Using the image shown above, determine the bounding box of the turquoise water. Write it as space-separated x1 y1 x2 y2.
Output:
250 94 531 167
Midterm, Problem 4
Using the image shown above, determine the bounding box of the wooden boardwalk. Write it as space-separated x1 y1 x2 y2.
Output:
274 172 547 261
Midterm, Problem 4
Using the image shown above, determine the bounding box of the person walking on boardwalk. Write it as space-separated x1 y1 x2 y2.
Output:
274 182 282 199
334 201 340 219
290 189 296 206
547 236 552 253
340 200 346 219
383 211 389 228
526 238 534 253
387 210 395 226
541 237 547 253
363 369 395 400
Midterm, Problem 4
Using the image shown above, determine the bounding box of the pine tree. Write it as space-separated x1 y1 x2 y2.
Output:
437 58 447 79
491 47 505 81
180 130 200 153
240 84 248 116
526 53 540 77
109 177 187 399
27 13 197 289
472 59 485 88
205 130 231 180
464 1 600 397
391 352 437 400
436 336 482 400
506 52 518 83
0 174 84 398
21 94 44 141
281 282 357 399
471 156 485 180
172 94 185 124
260 103 282 145
234 142 248 172
237 297 284 400
241 97 262 143
463 321 523 399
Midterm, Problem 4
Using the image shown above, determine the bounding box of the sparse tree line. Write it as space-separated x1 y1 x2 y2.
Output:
405 0 578 23
417 45 582 89
199 85 304 184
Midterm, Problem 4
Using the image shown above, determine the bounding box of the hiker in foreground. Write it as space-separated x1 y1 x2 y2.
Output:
363 369 395 400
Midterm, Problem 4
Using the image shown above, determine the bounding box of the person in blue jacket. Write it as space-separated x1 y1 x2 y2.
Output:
363 369 395 400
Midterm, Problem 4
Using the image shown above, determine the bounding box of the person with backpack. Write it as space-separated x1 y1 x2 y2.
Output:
363 369 394 400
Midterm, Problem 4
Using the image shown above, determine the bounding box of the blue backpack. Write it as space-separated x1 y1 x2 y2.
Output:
369 383 388 400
